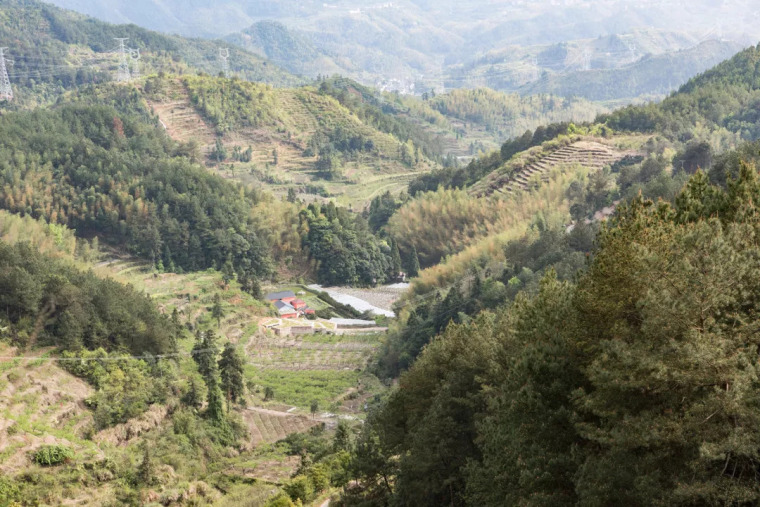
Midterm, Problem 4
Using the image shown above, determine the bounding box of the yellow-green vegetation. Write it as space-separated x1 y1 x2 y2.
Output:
390 164 590 273
0 250 385 504
0 210 79 259
429 88 607 139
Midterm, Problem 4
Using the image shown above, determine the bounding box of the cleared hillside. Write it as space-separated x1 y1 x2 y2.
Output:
471 139 636 197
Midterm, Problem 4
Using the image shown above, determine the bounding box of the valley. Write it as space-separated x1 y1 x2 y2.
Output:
3 0 760 506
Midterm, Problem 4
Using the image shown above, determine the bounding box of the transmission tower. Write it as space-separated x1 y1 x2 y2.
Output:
114 38 131 82
625 42 637 64
582 48 592 71
219 47 230 78
0 48 12 102
129 48 141 80
531 56 539 81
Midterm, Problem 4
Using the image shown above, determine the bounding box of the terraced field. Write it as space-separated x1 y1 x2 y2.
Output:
145 76 435 208
98 257 385 430
472 140 633 198
242 408 321 448
0 345 99 474
146 78 217 154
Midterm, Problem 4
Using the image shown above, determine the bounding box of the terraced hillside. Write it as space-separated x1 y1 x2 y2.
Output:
472 140 632 198
146 78 217 154
242 408 321 448
0 347 98 475
144 75 433 208
99 257 385 416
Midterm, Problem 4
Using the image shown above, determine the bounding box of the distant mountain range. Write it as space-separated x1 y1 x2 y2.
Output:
42 0 760 101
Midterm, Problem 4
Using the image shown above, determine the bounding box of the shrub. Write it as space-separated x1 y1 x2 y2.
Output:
0 477 21 503
32 445 74 466
283 475 314 503
266 492 296 507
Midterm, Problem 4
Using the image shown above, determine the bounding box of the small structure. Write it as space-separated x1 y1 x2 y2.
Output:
266 290 296 303
274 300 298 319
329 318 377 329
268 290 316 317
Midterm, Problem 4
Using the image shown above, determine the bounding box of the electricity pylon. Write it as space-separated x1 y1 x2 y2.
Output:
130 48 141 80
114 38 131 82
219 47 230 78
0 48 13 102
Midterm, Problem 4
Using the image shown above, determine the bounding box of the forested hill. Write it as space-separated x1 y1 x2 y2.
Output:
0 0 300 106
341 42 760 505
0 91 273 278
603 42 760 143
523 39 742 102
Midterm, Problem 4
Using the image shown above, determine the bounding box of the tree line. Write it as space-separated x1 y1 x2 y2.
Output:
343 161 760 505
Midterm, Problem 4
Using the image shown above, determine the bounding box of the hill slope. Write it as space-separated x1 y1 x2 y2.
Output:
522 39 743 102
0 0 301 107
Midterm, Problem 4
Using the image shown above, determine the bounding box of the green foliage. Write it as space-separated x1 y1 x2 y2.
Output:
408 122 572 195
219 342 245 405
0 103 273 277
366 191 404 232
184 75 279 133
61 348 172 428
300 202 393 286
32 445 74 466
283 474 315 503
0 476 21 504
212 293 224 327
318 77 444 162
351 163 760 505
0 240 175 355
137 445 157 486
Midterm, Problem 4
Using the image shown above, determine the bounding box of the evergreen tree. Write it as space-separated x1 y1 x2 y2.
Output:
138 445 156 486
406 245 420 278
221 259 235 287
205 371 226 424
192 329 219 381
334 420 352 452
310 400 319 419
219 342 245 405
390 238 402 276
182 376 205 410
212 293 224 328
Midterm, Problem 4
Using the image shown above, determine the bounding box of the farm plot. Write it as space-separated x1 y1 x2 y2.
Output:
241 408 321 448
246 332 380 372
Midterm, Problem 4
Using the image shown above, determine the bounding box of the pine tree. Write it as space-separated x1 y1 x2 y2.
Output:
310 400 319 419
390 238 402 276
221 258 235 287
249 275 262 300
333 420 352 452
211 293 224 328
192 329 219 381
138 445 156 486
182 376 205 410
205 372 226 424
219 342 245 406
406 245 420 278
